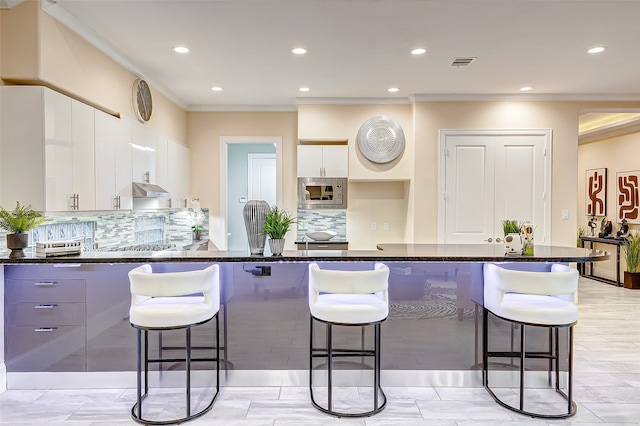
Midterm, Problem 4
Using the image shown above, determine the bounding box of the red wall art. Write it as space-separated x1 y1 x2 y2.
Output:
586 168 607 217
617 171 640 224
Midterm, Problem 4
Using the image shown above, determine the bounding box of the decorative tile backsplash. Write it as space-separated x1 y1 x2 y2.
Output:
296 210 347 241
0 209 209 256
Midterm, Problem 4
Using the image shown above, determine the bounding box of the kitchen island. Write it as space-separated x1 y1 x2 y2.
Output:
0 244 607 391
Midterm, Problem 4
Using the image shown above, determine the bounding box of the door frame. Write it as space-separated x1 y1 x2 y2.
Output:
437 129 552 243
219 136 282 250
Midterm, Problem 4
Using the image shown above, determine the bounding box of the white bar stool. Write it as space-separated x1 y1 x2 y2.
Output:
308 262 389 418
128 264 221 425
482 263 578 419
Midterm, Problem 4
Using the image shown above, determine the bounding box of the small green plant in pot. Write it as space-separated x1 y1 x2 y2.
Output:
623 232 640 289
0 202 46 258
502 219 522 254
263 206 296 256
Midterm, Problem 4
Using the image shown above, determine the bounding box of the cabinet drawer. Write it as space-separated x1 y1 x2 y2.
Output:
295 242 349 250
6 302 85 326
5 279 85 302
5 325 86 372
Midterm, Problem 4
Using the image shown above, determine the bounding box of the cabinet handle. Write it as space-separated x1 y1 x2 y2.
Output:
76 193 79 210
34 281 57 287
34 304 58 309
317 245 329 248
184 199 187 208
168 198 172 208
114 196 121 209
34 327 58 332
144 171 150 183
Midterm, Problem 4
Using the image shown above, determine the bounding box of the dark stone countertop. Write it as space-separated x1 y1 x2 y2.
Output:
0 243 608 264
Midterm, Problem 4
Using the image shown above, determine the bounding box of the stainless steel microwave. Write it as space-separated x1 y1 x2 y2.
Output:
298 177 347 210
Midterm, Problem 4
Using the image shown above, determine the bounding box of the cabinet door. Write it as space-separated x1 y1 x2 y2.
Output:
131 121 156 183
155 134 170 208
0 86 46 210
94 111 118 210
72 100 96 210
168 140 190 208
322 145 348 177
114 118 133 209
297 145 323 177
44 88 74 211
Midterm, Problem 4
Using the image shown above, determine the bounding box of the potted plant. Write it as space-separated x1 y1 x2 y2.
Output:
0 202 46 258
263 206 296 256
502 219 522 254
623 232 640 289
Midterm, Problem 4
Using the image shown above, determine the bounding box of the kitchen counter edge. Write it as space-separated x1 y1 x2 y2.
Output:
0 244 609 264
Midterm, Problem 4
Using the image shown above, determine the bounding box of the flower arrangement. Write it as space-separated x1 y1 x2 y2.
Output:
521 223 535 256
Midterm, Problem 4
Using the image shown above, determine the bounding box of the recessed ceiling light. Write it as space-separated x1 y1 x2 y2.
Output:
299 87 310 92
411 48 426 55
292 48 307 55
587 46 607 54
211 86 222 92
519 86 532 92
388 87 400 93
173 46 190 54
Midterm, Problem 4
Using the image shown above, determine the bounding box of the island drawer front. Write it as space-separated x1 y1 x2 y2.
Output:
5 302 86 326
5 325 86 372
5 279 86 302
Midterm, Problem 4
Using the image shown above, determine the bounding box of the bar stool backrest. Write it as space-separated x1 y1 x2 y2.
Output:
129 264 220 312
484 263 578 322
309 262 389 295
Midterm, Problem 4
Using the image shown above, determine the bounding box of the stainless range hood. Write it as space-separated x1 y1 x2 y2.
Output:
132 182 170 198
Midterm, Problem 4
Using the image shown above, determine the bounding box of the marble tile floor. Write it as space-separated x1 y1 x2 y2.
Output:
2 277 640 425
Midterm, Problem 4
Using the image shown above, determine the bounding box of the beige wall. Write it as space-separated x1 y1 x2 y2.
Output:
0 1 187 143
578 130 640 279
188 111 298 248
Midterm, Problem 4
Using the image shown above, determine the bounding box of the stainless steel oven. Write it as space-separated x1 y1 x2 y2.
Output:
297 177 347 210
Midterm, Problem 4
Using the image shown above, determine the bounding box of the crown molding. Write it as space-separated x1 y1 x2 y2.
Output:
40 0 188 110
296 97 411 105
579 116 640 144
187 104 297 112
413 93 640 102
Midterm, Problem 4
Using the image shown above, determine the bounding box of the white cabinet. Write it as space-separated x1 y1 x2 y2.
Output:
131 121 156 184
297 145 348 177
1 86 95 211
95 111 132 210
156 135 190 209
168 140 191 208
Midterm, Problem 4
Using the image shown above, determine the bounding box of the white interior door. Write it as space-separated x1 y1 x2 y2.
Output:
248 153 276 206
440 130 550 244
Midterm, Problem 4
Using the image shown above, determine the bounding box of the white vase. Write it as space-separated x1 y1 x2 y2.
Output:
504 233 522 254
269 238 285 256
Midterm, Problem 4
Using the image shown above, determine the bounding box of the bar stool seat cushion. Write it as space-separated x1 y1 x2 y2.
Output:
312 293 388 324
129 264 220 329
484 263 579 326
130 296 212 328
498 293 578 325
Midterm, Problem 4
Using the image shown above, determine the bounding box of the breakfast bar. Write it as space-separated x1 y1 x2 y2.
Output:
0 244 607 391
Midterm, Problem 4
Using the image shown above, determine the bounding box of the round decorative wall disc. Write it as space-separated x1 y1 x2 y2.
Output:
356 115 405 163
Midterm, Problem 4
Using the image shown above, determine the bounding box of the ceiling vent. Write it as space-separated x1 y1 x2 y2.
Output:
451 57 476 67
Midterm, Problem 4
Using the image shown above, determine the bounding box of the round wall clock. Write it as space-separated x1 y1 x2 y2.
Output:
356 115 405 163
133 79 153 122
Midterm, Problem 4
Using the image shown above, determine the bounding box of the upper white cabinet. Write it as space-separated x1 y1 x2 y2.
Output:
95 111 132 210
1 86 95 211
168 140 191 209
131 121 156 184
156 134 190 209
297 145 348 177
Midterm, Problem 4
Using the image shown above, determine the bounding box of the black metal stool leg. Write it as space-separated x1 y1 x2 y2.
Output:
327 323 333 412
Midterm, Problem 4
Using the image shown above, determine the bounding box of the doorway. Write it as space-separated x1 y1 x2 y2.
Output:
220 137 281 250
438 130 551 245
